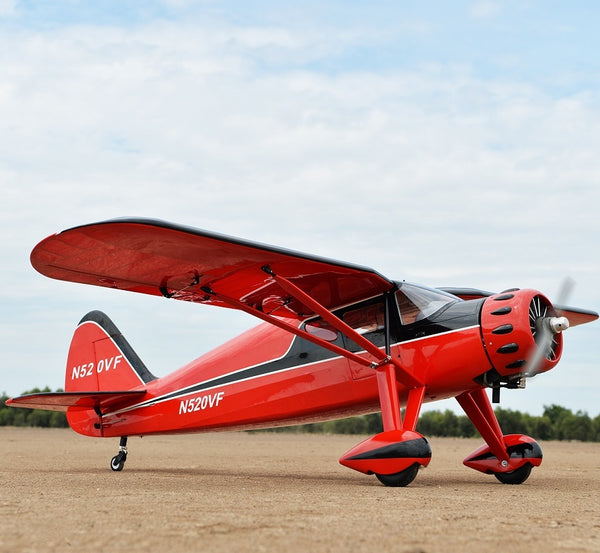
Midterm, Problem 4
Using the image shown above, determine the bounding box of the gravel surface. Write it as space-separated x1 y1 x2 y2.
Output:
1 427 598 553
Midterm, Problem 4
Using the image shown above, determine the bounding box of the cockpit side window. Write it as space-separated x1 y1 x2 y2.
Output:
395 290 421 324
302 296 399 353
342 303 385 335
340 300 387 351
304 320 339 342
395 283 459 325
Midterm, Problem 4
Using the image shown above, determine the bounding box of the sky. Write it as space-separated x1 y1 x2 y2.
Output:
1 0 599 417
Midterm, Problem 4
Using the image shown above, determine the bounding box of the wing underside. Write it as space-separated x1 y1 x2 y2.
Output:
31 218 395 320
30 219 427 386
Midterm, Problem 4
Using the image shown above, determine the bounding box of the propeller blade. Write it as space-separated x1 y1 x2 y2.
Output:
555 276 575 306
524 277 574 377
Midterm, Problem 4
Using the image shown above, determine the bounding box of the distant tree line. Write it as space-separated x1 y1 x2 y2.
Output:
2 389 599 441
417 405 600 442
257 405 600 442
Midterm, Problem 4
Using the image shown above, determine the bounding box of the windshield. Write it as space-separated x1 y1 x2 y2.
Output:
395 283 459 324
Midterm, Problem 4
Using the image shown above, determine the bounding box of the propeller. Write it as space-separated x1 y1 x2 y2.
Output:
525 277 574 377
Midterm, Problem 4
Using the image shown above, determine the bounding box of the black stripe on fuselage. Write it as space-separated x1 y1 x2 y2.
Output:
109 332 344 413
108 298 484 414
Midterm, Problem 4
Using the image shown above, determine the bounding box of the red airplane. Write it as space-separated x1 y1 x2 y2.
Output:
7 218 598 486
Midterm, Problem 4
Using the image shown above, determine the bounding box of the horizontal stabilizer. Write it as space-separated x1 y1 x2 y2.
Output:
6 390 146 413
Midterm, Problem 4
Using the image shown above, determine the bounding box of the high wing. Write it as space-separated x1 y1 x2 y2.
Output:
31 218 395 320
6 391 146 413
31 218 424 388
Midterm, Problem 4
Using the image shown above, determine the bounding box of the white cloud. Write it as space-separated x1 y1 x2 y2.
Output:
1 9 599 415
2 23 599 265
469 1 502 19
0 0 16 16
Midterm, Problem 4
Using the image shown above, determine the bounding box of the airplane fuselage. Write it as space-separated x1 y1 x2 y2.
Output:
81 292 493 438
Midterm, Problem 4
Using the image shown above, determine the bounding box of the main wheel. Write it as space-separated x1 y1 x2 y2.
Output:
494 463 532 485
110 453 126 472
375 463 420 487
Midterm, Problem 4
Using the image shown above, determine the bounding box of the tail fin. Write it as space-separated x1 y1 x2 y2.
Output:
65 310 155 436
6 311 155 437
66 310 156 393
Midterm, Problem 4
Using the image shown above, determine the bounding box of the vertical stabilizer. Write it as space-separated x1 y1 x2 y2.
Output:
64 310 155 436
65 310 155 393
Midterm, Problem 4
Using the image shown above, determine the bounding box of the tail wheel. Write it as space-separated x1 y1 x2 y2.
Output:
494 463 533 485
110 452 127 472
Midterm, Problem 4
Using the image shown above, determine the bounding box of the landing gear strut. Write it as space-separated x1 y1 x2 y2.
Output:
337 293 430 487
110 436 128 471
457 389 542 484
340 362 430 487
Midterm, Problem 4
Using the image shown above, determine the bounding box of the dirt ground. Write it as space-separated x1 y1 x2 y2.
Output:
1 428 598 553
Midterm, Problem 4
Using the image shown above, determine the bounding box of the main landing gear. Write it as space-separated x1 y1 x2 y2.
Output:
457 388 542 484
341 362 542 487
339 365 432 487
110 436 128 471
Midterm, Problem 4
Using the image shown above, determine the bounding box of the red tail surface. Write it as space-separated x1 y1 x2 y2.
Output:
7 311 153 436
61 311 155 436
65 311 154 393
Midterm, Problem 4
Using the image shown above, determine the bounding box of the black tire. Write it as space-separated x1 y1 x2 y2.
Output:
375 463 420 487
494 463 532 485
110 454 125 472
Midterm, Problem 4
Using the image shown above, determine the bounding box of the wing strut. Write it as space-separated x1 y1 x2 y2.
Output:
201 266 422 390
201 285 382 369
263 267 422 389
